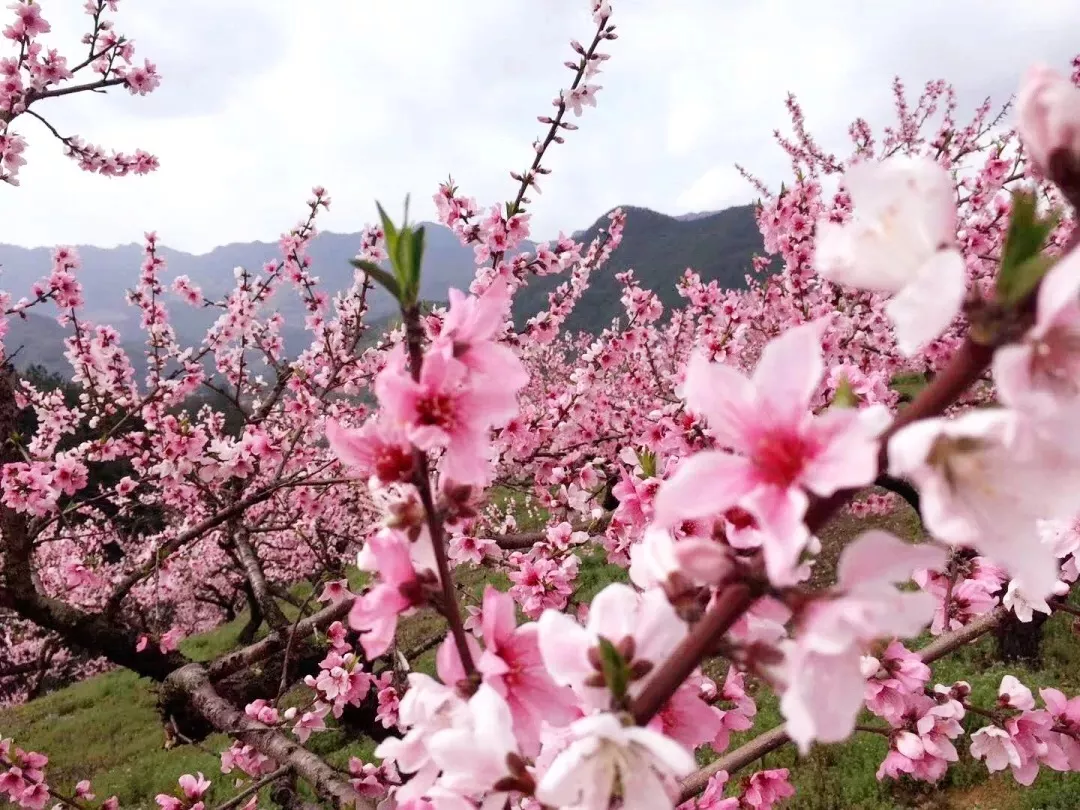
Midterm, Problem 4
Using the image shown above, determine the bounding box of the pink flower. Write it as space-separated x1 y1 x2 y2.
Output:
537 583 687 709
159 627 183 654
317 579 351 606
437 276 527 404
970 726 1023 773
178 772 210 800
375 674 468 804
655 320 883 584
458 586 577 755
781 531 944 752
993 247 1080 442
649 680 725 752
326 416 416 486
349 531 427 658
741 768 795 809
813 155 965 355
1017 64 1080 175
376 348 504 486
426 684 519 801
864 641 930 724
689 770 739 810
535 713 695 810
292 706 329 743
1003 579 1053 623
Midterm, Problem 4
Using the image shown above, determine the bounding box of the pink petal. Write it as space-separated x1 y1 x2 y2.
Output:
837 530 947 590
751 319 828 425
653 451 755 528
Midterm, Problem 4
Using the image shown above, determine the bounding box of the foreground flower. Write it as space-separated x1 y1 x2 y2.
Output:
1017 64 1080 176
427 684 520 803
535 713 696 810
349 531 430 657
326 416 416 486
780 530 945 752
537 583 687 709
469 586 576 755
813 155 965 355
993 247 1080 439
654 319 883 584
888 408 1080 599
437 276 528 408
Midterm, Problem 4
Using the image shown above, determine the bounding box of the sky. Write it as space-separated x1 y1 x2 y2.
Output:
5 0 1080 254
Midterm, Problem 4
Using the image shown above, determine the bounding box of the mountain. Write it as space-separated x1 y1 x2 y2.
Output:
511 205 766 334
1 204 764 373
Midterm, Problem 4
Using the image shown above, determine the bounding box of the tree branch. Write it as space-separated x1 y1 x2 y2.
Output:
164 664 371 810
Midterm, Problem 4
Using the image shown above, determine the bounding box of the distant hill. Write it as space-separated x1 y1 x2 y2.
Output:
0 204 765 374
511 205 765 334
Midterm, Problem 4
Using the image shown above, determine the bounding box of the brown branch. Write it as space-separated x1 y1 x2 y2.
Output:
164 664 371 810
631 584 759 724
212 765 291 810
493 514 612 550
105 483 297 614
232 528 290 630
208 599 352 682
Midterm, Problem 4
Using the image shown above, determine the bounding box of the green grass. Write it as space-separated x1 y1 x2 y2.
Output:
4 506 1080 809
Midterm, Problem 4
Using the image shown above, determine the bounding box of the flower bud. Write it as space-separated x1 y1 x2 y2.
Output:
1017 64 1080 176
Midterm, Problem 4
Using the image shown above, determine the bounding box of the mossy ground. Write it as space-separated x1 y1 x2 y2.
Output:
3 503 1079 808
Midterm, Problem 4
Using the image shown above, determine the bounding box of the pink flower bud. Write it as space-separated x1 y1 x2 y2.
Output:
1017 64 1080 174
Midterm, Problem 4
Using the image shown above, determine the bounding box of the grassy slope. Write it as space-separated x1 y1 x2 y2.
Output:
4 508 1080 809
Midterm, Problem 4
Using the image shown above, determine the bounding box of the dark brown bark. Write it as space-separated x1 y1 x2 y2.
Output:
232 528 290 630
995 609 1048 664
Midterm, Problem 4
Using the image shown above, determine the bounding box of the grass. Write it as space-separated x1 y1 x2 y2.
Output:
4 501 1080 808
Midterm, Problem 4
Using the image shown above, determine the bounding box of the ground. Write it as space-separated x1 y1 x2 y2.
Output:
3 503 1080 809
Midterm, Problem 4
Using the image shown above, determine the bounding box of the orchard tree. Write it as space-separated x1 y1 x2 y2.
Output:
4 1 1080 809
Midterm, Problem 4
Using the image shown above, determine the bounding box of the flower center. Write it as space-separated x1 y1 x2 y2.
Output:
416 392 457 429
374 446 414 483
751 428 815 488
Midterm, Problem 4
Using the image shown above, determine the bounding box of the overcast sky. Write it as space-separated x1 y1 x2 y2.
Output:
5 0 1080 254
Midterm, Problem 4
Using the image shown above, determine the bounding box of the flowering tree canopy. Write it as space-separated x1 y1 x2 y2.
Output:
4 1 1080 809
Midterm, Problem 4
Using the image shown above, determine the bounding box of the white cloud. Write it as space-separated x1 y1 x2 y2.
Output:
3 0 1080 254
675 165 745 212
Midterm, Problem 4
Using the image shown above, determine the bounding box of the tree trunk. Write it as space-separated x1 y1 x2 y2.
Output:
995 610 1048 664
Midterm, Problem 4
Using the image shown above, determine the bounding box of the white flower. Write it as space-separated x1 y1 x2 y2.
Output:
427 685 518 802
888 408 1080 599
814 155 966 355
1003 579 1053 624
535 713 695 810
970 726 1022 773
998 675 1036 711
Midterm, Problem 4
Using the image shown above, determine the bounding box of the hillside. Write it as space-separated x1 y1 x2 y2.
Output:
511 204 765 333
0 204 765 374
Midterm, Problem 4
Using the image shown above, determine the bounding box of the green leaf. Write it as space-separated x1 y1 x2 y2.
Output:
999 253 1056 308
596 637 630 702
636 448 657 479
375 201 399 260
392 230 416 305
997 190 1060 306
889 371 929 403
406 225 426 303
350 258 401 301
831 375 858 409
